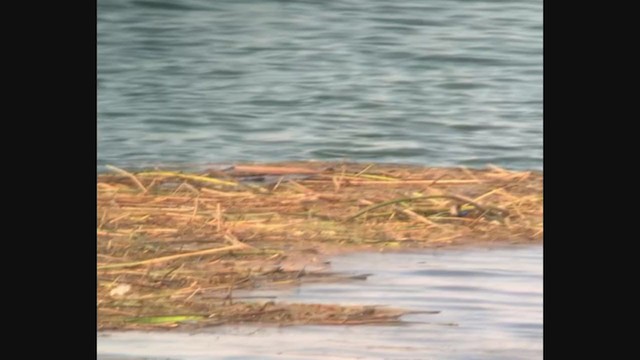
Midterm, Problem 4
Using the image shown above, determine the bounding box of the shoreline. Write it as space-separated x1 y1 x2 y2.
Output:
97 161 542 331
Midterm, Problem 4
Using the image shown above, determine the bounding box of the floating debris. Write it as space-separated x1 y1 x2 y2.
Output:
97 161 542 330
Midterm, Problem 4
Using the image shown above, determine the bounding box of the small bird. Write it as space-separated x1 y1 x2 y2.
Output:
449 204 470 217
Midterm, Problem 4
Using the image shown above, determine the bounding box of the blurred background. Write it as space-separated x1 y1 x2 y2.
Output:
97 0 542 171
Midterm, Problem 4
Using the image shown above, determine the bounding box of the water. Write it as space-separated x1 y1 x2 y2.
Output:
97 0 542 171
97 1 543 357
97 246 543 359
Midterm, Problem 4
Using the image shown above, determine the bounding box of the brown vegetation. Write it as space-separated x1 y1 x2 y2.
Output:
97 161 542 330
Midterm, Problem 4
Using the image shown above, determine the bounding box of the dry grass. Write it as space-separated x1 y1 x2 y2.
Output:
97 161 542 330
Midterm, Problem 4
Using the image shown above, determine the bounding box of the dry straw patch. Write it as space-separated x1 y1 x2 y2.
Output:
97 161 542 330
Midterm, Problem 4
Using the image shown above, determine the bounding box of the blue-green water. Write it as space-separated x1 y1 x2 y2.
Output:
98 0 542 170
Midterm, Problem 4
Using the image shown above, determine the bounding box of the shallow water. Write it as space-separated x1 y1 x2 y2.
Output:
97 0 542 171
98 245 543 360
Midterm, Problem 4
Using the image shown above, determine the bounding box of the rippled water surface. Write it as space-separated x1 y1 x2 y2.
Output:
97 1 543 357
97 0 542 170
98 246 543 360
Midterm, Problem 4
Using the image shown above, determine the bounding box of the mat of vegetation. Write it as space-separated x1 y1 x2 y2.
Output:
97 161 542 330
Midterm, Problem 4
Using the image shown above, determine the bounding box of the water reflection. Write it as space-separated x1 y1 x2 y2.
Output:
98 246 542 360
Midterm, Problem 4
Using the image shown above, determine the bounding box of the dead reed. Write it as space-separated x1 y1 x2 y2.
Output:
97 161 542 330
